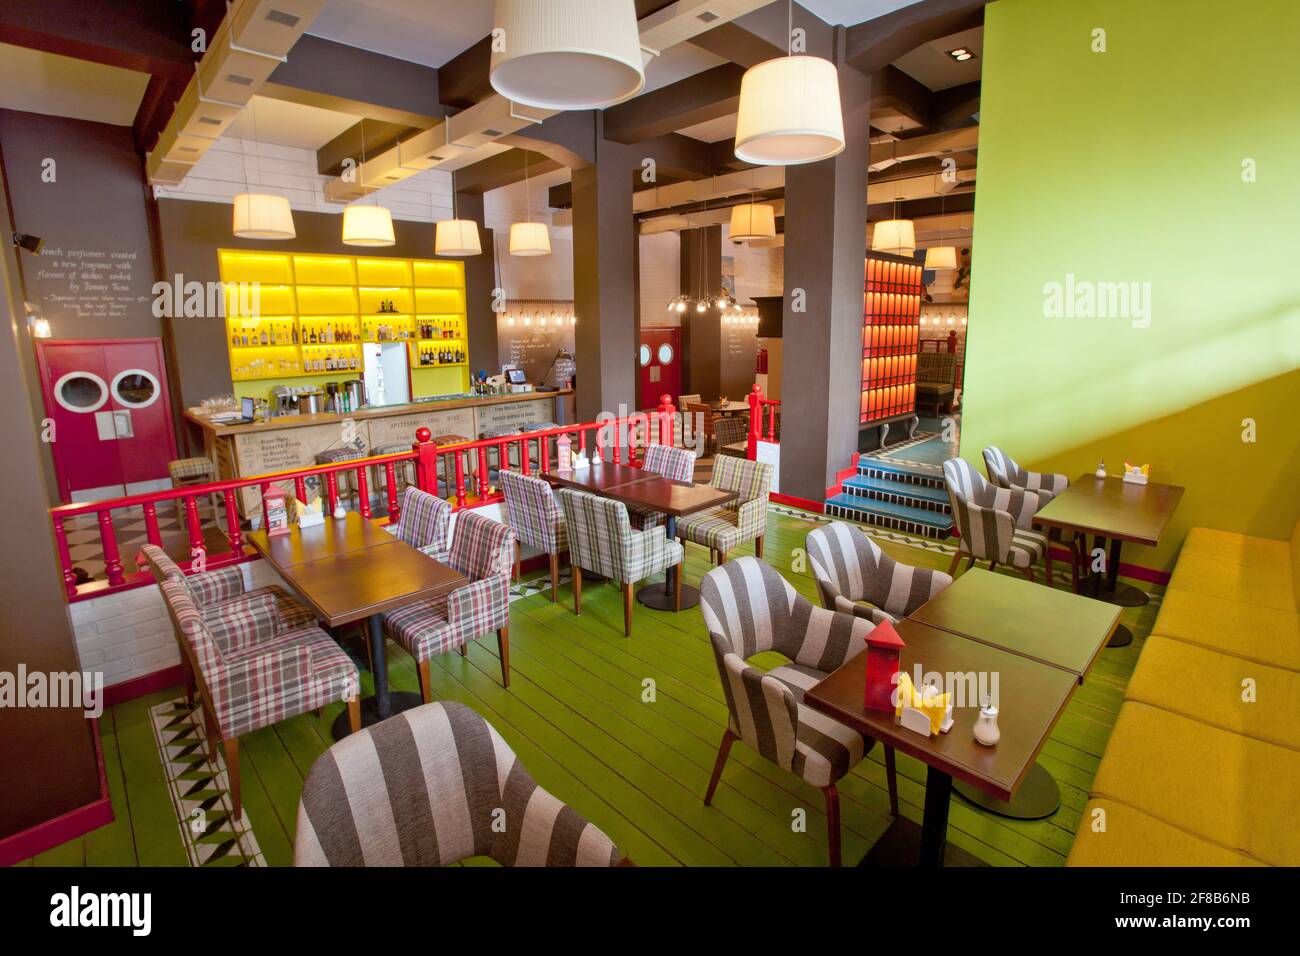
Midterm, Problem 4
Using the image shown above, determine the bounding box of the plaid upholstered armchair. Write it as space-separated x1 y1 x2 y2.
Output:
556 488 685 635
942 458 1050 581
806 521 953 624
295 701 626 867
138 545 318 707
498 469 566 602
385 486 452 563
983 446 1082 590
712 414 749 458
627 444 696 531
383 511 516 696
146 552 359 821
700 558 899 867
677 456 772 564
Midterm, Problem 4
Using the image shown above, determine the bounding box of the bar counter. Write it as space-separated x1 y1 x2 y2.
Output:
186 389 572 516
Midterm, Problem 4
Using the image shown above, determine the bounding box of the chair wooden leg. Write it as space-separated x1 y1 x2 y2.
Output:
497 627 510 687
622 582 634 637
884 745 900 817
549 552 560 603
987 560 997 573
673 563 682 612
947 551 963 576
703 729 736 805
573 566 583 615
347 696 361 734
514 540 521 583
203 703 219 762
822 784 842 867
1071 534 1084 593
184 673 196 709
754 534 764 559
717 549 728 565
1044 535 1054 588
223 737 242 820
1024 566 1035 583
417 659 432 705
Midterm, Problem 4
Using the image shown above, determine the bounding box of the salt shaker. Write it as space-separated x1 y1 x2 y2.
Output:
973 698 1000 747
1095 459 1107 479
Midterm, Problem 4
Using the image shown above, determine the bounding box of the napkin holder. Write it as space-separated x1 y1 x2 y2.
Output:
894 671 954 737
295 497 325 529
1122 461 1150 485
571 450 591 470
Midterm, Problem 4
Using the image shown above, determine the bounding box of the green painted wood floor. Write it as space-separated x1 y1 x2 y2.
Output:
18 506 1159 867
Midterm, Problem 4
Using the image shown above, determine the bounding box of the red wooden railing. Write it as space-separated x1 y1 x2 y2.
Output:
49 399 683 602
746 384 781 460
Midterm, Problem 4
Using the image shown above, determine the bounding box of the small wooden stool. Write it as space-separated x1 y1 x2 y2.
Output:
314 447 370 511
168 457 221 522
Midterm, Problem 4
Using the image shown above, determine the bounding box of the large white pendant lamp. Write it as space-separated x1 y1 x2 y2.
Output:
509 221 551 257
729 199 776 242
232 193 295 240
436 219 481 257
925 246 957 269
489 0 645 110
872 219 916 256
734 55 845 166
342 204 395 247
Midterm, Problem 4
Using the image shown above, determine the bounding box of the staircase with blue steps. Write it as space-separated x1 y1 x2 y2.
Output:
824 458 954 538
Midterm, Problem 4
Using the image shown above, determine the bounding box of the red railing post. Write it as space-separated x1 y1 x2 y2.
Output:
519 437 531 476
413 428 439 494
385 462 400 524
142 501 163 547
477 445 491 496
767 403 777 442
355 466 371 519
325 472 339 515
98 509 125 587
747 384 763 460
184 496 204 551
538 435 550 474
453 449 467 508
658 394 675 447
52 517 78 598
222 491 242 552
294 475 308 504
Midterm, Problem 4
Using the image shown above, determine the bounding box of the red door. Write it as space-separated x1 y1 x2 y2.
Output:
37 339 178 502
639 327 682 410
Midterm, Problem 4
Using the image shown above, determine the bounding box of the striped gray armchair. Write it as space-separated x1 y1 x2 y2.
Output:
556 488 684 635
805 521 952 624
983 446 1083 590
699 557 899 867
294 701 626 867
942 458 1050 582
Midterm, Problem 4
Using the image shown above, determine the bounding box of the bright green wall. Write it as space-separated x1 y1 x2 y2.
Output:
962 0 1300 571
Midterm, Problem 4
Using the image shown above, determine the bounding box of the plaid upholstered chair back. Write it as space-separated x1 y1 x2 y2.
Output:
641 443 696 483
157 576 225 678
917 350 957 385
394 486 452 555
138 543 184 586
982 446 1027 488
448 511 515 582
712 415 749 449
498 469 564 554
555 488 633 582
711 455 772 504
678 393 701 407
294 701 622 867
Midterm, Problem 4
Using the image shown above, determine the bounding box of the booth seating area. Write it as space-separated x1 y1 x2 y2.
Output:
1068 520 1300 867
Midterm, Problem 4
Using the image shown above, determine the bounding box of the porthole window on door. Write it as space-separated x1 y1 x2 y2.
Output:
54 371 108 413
639 344 652 367
657 343 674 365
111 369 160 409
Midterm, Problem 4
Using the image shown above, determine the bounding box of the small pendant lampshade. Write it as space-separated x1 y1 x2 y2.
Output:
489 0 645 110
925 245 957 269
734 56 845 166
435 219 482 257
342 204 396 247
872 219 916 256
509 221 551 257
232 193 295 240
729 202 776 242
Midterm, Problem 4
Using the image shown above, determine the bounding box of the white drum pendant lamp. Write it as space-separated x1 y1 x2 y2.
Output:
729 201 776 242
734 55 845 166
489 0 645 110
436 219 482 257
872 219 916 256
232 193 295 240
342 204 395 247
509 221 551 257
925 246 957 269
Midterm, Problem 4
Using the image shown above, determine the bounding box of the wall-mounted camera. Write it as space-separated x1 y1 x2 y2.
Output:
12 232 43 254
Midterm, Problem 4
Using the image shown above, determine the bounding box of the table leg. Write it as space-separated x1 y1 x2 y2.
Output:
919 765 953 867
1098 536 1150 608
330 612 423 740
859 764 983 866
1090 535 1134 648
637 514 701 610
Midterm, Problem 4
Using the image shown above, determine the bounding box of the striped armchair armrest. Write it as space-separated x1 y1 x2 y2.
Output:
295 701 624 867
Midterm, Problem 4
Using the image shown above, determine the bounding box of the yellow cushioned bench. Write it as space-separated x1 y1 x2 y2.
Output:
1068 519 1300 867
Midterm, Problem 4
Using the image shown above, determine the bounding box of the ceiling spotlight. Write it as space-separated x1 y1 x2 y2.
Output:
946 47 976 62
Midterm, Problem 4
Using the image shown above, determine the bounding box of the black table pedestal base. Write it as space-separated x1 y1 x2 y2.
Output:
954 761 1060 820
637 581 700 611
1106 623 1134 648
1098 581 1149 608
331 691 423 741
859 817 986 867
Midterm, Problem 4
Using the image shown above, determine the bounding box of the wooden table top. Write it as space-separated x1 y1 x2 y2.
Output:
247 512 396 568
1033 475 1184 546
710 401 749 414
909 569 1120 679
548 465 736 518
802 620 1079 802
247 514 467 627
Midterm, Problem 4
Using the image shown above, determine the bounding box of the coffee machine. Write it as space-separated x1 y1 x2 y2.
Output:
342 379 366 410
